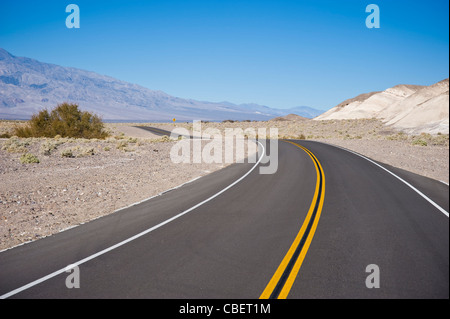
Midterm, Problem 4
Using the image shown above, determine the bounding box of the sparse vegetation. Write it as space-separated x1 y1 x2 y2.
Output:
410 133 449 147
154 135 171 142
40 139 65 155
431 134 449 146
13 103 109 139
1 136 30 153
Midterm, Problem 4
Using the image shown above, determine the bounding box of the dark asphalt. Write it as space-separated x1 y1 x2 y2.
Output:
0 138 448 299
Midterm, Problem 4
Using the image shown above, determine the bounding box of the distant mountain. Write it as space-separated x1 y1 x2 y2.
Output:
280 106 324 119
0 48 323 121
315 79 449 134
219 102 324 119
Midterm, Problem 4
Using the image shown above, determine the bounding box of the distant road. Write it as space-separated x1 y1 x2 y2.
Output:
0 133 448 298
135 126 191 138
135 126 175 137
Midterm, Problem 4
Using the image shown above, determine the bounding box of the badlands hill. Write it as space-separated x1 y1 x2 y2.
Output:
270 113 309 121
315 79 449 134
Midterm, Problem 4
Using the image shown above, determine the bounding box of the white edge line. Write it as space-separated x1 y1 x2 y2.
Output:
0 140 265 299
0 176 205 254
314 141 449 218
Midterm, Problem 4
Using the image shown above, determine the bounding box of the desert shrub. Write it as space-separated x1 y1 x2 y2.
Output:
1 136 30 153
116 140 128 150
429 134 449 146
41 143 55 156
40 139 65 155
76 147 95 157
61 148 74 158
20 153 40 164
154 135 171 142
412 138 427 146
14 103 109 139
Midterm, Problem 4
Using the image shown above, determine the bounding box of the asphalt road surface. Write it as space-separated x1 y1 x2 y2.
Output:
0 137 448 299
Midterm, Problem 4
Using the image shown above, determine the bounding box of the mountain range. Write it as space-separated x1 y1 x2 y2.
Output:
315 79 449 134
0 48 323 121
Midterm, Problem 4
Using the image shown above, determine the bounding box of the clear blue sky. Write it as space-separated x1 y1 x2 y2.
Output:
0 0 448 110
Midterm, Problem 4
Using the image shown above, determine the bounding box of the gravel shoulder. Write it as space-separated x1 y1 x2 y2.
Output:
0 120 448 251
310 138 449 184
0 130 235 250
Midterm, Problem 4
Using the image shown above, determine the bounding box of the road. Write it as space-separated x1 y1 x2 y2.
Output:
0 136 448 299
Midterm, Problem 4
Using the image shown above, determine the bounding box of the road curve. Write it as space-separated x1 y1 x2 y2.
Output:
286 140 448 298
0 137 448 299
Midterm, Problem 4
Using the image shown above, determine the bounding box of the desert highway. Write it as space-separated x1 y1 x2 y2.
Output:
0 137 448 299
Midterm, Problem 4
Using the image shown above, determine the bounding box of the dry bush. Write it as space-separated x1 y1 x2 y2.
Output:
14 103 109 139
20 153 40 164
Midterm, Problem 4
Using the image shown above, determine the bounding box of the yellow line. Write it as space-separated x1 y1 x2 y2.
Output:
147 127 169 134
260 141 325 299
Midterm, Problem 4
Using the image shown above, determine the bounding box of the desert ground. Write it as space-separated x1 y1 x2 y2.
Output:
0 119 448 250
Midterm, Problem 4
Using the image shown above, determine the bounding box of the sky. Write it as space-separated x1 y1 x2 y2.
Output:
0 0 448 111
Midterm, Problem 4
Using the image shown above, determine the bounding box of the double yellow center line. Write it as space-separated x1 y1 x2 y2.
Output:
260 141 326 299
